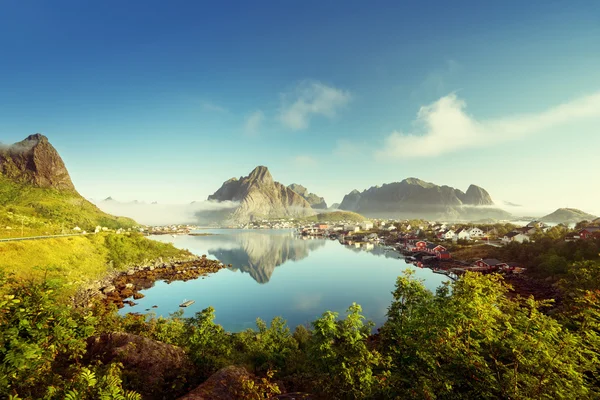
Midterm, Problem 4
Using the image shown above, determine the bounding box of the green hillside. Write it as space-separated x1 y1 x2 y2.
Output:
0 176 136 238
305 210 366 223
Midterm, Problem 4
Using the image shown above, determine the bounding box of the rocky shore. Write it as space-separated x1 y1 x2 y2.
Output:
75 255 229 309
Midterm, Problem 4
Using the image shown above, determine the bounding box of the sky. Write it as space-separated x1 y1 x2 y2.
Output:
1 0 599 216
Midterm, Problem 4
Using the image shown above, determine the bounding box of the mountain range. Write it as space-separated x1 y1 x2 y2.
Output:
206 166 316 223
337 178 510 221
539 208 597 224
4 134 598 226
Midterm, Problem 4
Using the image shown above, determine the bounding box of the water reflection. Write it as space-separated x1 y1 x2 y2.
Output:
209 231 326 283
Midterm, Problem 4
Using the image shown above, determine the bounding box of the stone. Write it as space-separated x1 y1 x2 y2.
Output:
86 333 196 400
177 366 253 400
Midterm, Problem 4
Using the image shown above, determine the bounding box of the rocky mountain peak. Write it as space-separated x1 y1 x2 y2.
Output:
247 166 273 185
463 184 494 206
288 183 327 209
206 166 315 222
0 133 75 191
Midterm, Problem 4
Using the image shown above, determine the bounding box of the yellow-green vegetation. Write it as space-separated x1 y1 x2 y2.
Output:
304 210 366 223
0 176 136 238
3 263 600 399
0 233 190 296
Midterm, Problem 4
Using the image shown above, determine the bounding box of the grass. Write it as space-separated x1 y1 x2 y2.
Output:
0 233 191 297
0 175 137 238
302 211 366 223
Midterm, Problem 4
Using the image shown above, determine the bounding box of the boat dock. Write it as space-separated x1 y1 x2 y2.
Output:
179 300 195 307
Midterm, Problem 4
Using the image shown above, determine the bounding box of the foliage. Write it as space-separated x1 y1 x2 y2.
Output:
379 271 594 399
0 273 139 399
0 175 136 238
0 233 189 297
308 303 390 399
235 369 282 399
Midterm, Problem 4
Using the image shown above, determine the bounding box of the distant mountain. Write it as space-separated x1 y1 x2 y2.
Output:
503 201 522 207
288 183 327 209
540 208 597 224
338 178 510 221
329 203 340 210
207 166 316 223
0 134 137 231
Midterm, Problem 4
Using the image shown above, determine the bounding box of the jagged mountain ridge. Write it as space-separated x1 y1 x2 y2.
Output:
207 166 316 223
288 183 327 209
0 133 75 191
338 178 508 221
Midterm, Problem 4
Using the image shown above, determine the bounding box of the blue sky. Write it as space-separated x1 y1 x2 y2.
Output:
1 1 599 215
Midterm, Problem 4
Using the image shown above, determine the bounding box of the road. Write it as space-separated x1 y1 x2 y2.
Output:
0 233 88 243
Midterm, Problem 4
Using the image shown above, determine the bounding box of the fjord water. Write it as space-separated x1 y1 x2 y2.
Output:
121 230 448 332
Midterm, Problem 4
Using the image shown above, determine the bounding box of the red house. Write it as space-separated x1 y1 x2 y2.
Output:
474 259 502 268
579 227 600 240
414 241 428 251
437 251 451 260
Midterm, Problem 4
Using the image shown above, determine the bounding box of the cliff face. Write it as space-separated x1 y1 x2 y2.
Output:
0 133 75 191
208 166 316 223
339 178 508 221
288 183 327 209
461 184 494 206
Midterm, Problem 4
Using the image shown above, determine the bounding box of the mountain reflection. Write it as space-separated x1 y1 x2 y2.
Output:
205 231 326 283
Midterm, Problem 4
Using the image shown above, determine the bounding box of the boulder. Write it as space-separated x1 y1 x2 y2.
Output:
177 366 253 400
86 332 196 399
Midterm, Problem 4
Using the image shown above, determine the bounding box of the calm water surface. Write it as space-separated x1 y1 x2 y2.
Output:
120 229 448 331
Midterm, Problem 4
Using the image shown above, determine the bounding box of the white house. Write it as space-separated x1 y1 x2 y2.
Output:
365 233 379 241
453 228 471 241
442 230 455 240
360 221 374 230
386 225 397 231
502 231 530 244
344 225 360 233
469 227 485 238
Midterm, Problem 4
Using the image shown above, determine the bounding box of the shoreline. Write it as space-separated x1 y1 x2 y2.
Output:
74 255 230 309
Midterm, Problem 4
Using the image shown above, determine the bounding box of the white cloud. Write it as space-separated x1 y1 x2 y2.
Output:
279 81 351 130
293 155 318 167
376 91 600 160
244 110 265 137
201 101 227 113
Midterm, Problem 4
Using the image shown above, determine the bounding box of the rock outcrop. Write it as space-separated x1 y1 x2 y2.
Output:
0 133 75 190
339 178 509 221
539 208 597 224
207 166 316 223
86 333 196 399
288 183 327 209
177 366 255 400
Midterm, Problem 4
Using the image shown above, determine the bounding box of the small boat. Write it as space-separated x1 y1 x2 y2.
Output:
179 299 195 307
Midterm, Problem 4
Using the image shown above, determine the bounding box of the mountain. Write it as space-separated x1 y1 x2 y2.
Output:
0 134 136 235
288 183 327 209
539 208 597 224
0 133 75 190
461 184 493 206
329 203 340 210
207 166 316 223
338 178 510 221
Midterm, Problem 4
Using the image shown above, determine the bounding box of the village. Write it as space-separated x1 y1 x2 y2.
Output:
295 217 600 280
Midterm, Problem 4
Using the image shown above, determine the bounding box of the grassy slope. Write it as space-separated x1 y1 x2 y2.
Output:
0 233 191 296
304 210 367 223
0 176 136 238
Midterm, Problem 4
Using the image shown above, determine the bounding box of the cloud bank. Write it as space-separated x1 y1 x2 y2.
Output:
279 81 351 130
94 199 239 226
376 91 600 159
